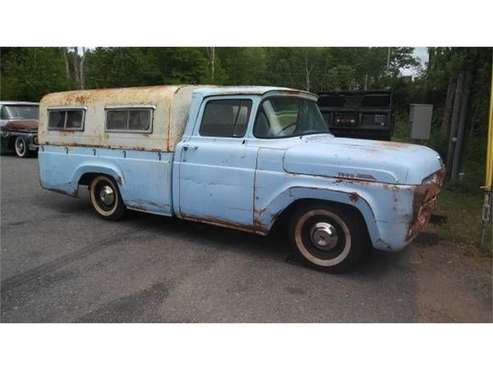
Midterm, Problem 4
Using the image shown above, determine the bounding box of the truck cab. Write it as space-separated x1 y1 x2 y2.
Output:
38 85 444 272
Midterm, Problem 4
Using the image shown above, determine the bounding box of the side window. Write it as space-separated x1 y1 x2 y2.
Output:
105 108 152 132
199 99 252 138
0 106 9 120
48 109 85 131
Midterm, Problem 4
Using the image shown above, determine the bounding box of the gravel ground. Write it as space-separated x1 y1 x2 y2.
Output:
1 155 491 322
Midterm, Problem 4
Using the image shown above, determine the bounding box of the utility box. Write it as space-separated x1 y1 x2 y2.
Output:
409 104 433 140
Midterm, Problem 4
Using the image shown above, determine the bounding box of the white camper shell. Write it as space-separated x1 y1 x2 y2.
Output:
39 85 201 152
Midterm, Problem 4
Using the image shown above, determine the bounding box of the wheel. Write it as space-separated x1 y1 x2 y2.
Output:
14 136 30 158
89 175 126 220
289 202 370 273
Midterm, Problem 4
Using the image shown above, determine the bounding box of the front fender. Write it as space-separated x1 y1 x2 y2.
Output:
254 186 380 245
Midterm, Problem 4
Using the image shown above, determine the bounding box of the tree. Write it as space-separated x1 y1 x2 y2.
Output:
0 47 69 101
84 48 163 88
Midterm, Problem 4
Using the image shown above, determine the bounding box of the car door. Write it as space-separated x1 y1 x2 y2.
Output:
178 96 258 227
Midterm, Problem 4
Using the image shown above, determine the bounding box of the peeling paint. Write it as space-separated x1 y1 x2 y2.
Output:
407 168 445 239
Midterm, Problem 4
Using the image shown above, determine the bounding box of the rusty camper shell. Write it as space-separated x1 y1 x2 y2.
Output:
39 85 203 152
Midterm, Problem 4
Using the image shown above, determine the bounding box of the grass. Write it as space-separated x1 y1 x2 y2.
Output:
434 189 491 251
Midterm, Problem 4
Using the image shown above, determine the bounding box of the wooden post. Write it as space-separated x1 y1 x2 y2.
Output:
451 72 471 183
480 60 493 247
446 72 464 174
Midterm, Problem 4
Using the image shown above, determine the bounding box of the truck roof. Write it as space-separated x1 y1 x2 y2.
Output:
40 85 315 106
193 86 316 98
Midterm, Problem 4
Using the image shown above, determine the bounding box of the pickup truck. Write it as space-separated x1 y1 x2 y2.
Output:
0 101 39 157
38 85 444 272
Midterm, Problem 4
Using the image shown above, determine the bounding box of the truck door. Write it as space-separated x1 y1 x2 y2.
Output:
177 97 258 227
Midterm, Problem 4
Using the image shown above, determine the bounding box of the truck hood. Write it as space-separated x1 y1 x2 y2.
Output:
1 119 39 133
282 135 443 185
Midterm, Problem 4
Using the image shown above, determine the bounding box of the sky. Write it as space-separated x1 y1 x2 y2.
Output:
401 47 429 77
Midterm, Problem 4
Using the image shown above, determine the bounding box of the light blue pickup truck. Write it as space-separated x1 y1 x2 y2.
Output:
38 85 444 272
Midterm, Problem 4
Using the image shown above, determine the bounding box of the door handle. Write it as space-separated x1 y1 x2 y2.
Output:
183 145 198 151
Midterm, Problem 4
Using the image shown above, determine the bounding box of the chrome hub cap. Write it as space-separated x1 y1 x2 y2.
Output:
15 139 25 154
99 185 115 207
310 222 338 251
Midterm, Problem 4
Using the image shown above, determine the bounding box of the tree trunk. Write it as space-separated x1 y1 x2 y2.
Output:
450 71 472 183
304 53 313 91
79 47 86 89
446 72 464 174
70 48 80 87
440 76 456 141
207 47 215 81
63 48 71 82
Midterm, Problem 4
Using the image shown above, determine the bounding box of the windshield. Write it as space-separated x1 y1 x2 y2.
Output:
2 105 39 120
253 97 329 138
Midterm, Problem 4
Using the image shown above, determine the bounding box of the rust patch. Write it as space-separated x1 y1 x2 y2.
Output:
41 142 166 153
42 186 78 198
348 192 359 203
74 95 88 105
253 207 276 230
407 169 445 240
180 212 268 236
372 141 414 148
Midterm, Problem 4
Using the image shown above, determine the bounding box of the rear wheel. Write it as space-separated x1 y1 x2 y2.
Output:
289 202 370 273
89 175 126 220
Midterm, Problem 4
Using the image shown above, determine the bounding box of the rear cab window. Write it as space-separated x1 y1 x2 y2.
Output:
199 99 252 138
48 108 85 131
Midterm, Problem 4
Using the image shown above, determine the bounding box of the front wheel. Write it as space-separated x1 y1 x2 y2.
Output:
289 202 370 273
14 136 30 158
89 175 126 220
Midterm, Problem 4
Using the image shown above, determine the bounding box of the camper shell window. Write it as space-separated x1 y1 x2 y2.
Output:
48 108 85 131
105 107 154 133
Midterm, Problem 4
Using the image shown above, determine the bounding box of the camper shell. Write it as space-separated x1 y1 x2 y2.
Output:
39 85 200 152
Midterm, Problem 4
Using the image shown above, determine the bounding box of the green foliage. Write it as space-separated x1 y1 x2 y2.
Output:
1 47 69 101
85 48 163 88
215 48 268 85
1 46 419 100
423 48 492 192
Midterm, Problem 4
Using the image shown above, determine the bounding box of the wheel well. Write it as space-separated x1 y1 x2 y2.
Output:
78 172 109 186
8 136 16 149
271 198 368 233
